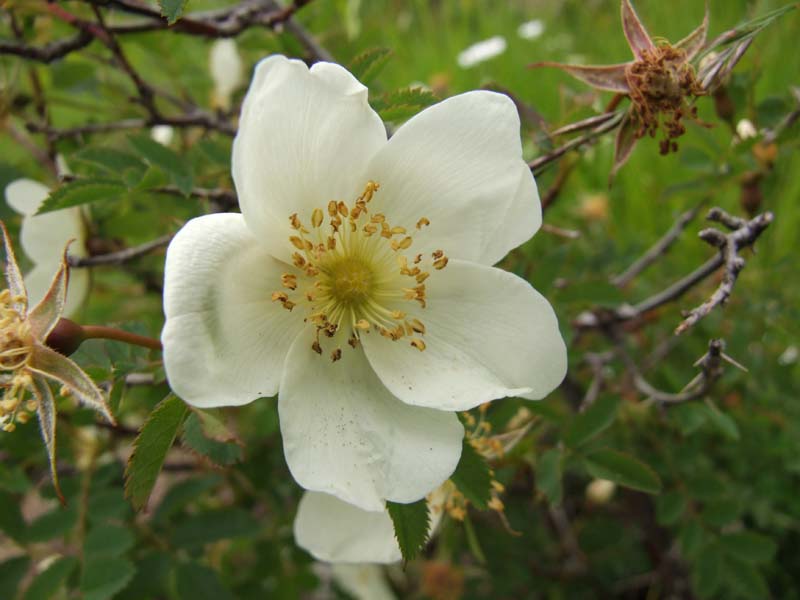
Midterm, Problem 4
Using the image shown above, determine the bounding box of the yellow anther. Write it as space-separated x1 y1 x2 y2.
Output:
292 253 306 268
491 480 505 493
312 341 322 355
337 201 349 217
410 338 426 351
390 226 407 235
391 237 413 251
409 319 426 334
416 272 430 283
432 249 444 259
416 217 430 229
354 320 371 330
328 200 338 217
282 301 295 311
413 254 423 264
281 274 298 290
2 422 16 433
311 208 324 228
488 497 505 512
391 310 406 319
363 224 377 236
434 256 449 270
348 335 359 348
331 348 342 362
289 213 303 230
370 214 385 224
289 236 306 250
327 236 336 250
271 292 289 303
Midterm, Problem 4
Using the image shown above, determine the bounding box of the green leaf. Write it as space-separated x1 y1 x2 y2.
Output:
722 556 769 599
37 179 126 215
583 449 661 494
84 524 135 559
171 508 259 548
81 557 136 600
702 400 740 440
71 148 147 183
0 556 30 595
181 410 243 467
536 448 563 505
0 491 26 542
127 134 193 195
22 556 78 600
153 475 221 525
655 491 686 526
386 498 430 562
565 396 619 447
158 0 188 25
678 519 705 558
124 395 189 510
373 87 438 122
24 505 78 543
721 531 777 564
174 563 235 600
349 47 393 84
691 545 723 598
449 439 492 509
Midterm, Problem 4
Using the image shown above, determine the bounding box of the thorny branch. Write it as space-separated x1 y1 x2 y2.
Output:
574 208 773 334
69 234 173 268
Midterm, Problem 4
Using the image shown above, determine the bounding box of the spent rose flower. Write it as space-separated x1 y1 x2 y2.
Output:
0 222 112 500
161 55 567 511
5 179 89 317
531 0 709 174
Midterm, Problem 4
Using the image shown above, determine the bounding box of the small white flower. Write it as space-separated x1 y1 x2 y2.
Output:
161 56 567 512
518 19 545 41
778 345 798 366
735 118 758 141
586 478 616 504
209 39 244 110
4 179 88 317
150 125 174 146
457 36 507 69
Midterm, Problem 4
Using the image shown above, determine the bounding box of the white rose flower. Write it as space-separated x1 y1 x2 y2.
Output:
151 125 175 146
4 179 88 317
517 19 545 41
209 39 244 110
161 55 567 512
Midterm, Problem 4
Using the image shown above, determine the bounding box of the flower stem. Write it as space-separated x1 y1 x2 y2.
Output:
81 325 162 351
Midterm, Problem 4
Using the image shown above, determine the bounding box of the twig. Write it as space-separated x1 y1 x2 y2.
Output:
0 32 94 63
529 112 625 176
617 338 726 404
69 235 172 267
610 203 704 287
81 325 162 351
675 208 773 334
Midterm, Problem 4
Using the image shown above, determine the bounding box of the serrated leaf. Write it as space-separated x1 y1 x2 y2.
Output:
81 556 136 600
583 449 662 494
84 524 135 559
679 519 705 558
449 439 492 509
22 556 78 600
127 134 193 195
536 448 563 505
181 410 243 467
174 563 235 600
722 556 769 599
655 491 686 526
71 147 147 182
722 531 777 564
0 556 30 595
0 491 26 542
158 0 187 25
373 87 438 122
37 179 126 215
692 544 723 598
24 505 78 543
349 47 393 84
124 395 188 511
565 396 619 447
153 475 221 525
386 498 430 562
702 400 740 440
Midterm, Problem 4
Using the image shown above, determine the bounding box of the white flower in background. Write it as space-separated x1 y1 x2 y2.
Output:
161 56 567 512
209 39 244 110
586 478 617 504
150 125 174 146
4 180 88 317
457 36 507 69
294 490 446 564
735 118 758 141
518 19 545 41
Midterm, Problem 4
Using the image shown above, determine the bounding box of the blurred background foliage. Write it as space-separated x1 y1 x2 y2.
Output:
0 0 798 598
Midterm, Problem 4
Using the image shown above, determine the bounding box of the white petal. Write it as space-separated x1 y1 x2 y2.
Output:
5 179 87 265
362 259 567 411
150 125 174 146
279 337 463 511
331 564 396 600
457 36 507 68
209 39 243 109
365 91 540 266
162 213 304 408
294 491 401 564
232 55 387 261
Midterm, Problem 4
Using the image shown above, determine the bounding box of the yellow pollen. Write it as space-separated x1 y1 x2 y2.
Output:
272 181 446 360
